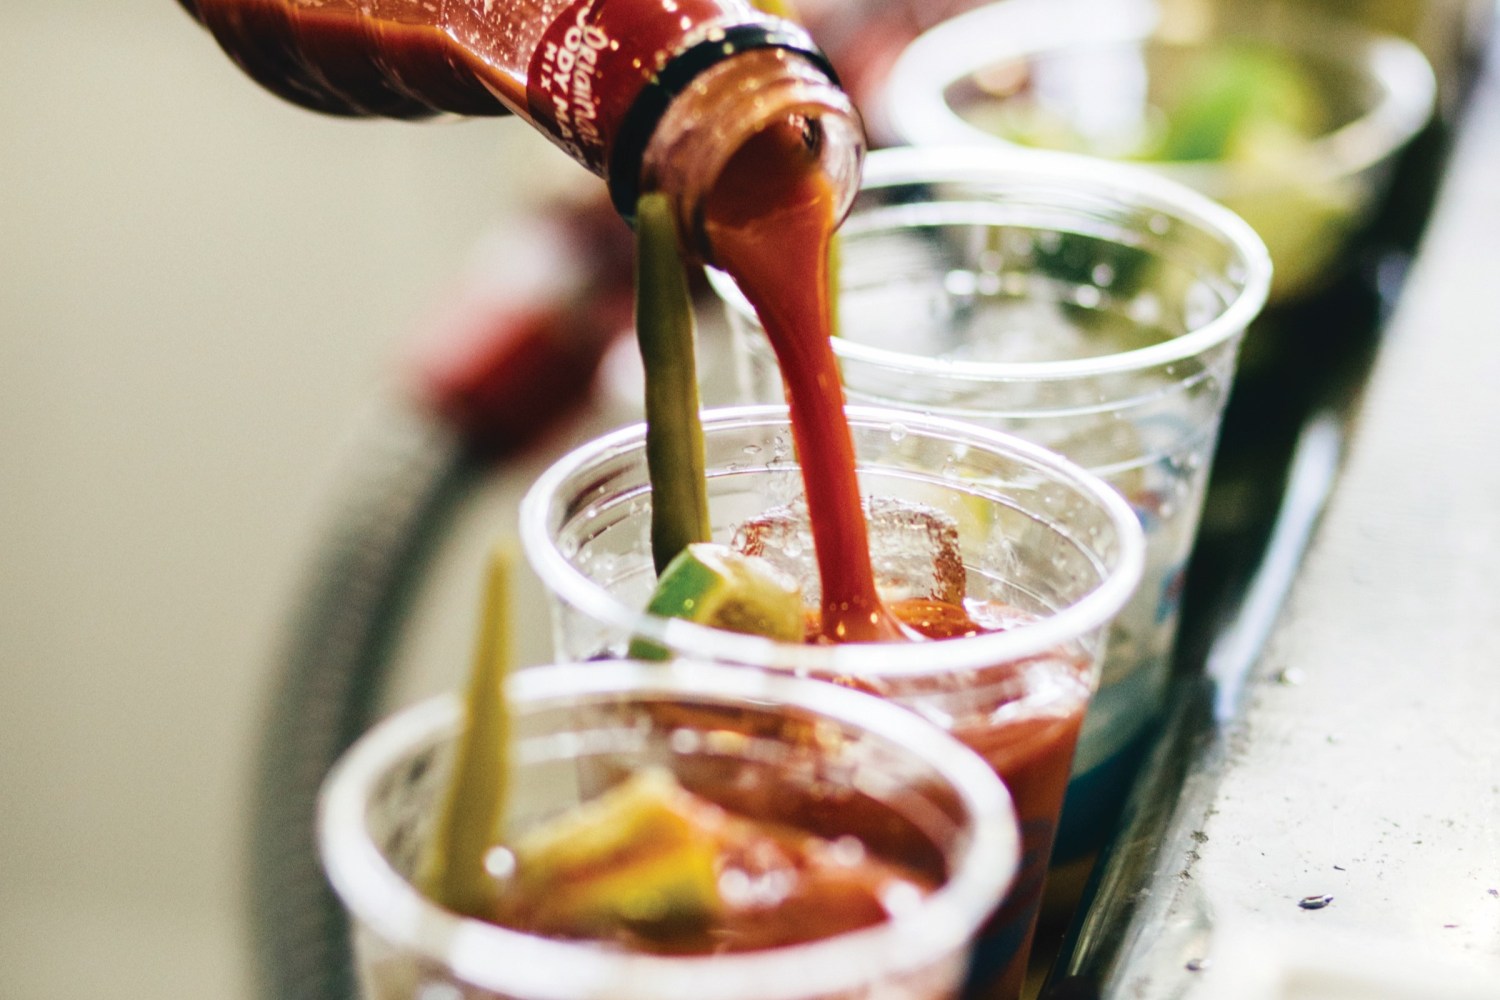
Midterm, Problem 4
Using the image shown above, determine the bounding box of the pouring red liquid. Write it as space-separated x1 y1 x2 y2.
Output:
704 124 904 643
702 125 1082 998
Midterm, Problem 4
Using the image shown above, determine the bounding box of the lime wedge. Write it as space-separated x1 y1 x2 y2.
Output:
1159 45 1318 163
504 768 723 936
630 543 804 659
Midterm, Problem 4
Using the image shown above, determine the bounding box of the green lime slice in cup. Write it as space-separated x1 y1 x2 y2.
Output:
630 542 805 659
502 767 724 937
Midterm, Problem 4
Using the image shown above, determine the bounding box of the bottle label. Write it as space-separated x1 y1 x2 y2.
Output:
526 0 750 177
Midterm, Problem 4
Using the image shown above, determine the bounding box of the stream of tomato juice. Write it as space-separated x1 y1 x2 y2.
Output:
699 121 1086 1000
701 123 905 644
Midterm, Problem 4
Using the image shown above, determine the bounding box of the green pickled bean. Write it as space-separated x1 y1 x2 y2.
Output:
415 544 514 917
635 192 711 575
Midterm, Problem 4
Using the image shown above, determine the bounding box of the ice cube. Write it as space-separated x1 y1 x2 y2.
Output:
732 496 966 607
731 500 816 596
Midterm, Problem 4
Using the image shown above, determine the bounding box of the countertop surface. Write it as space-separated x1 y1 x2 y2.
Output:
1091 26 1500 999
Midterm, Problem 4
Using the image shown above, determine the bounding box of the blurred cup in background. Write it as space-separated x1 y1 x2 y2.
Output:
882 0 1434 305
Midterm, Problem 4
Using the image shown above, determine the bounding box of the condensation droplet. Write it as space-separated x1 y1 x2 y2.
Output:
943 269 978 297
669 727 702 754
483 846 516 882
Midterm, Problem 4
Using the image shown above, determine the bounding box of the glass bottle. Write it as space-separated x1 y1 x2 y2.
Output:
176 0 865 257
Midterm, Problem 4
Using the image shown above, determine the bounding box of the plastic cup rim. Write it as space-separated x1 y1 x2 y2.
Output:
879 0 1437 200
708 144 1273 382
318 660 1021 1000
519 403 1146 677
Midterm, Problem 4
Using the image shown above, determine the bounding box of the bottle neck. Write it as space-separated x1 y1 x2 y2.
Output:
636 46 865 263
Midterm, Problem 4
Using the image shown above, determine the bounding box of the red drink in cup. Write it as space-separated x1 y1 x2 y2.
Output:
521 406 1145 997
318 661 1020 1000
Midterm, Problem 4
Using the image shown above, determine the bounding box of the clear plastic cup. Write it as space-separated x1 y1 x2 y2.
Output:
519 405 1145 999
879 0 1434 304
318 660 1020 1000
707 146 1270 864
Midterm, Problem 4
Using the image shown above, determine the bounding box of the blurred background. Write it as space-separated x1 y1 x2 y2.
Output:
2 1 1496 999
0 3 602 996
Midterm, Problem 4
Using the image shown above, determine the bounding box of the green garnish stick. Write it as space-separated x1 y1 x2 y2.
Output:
415 544 514 917
635 192 711 575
